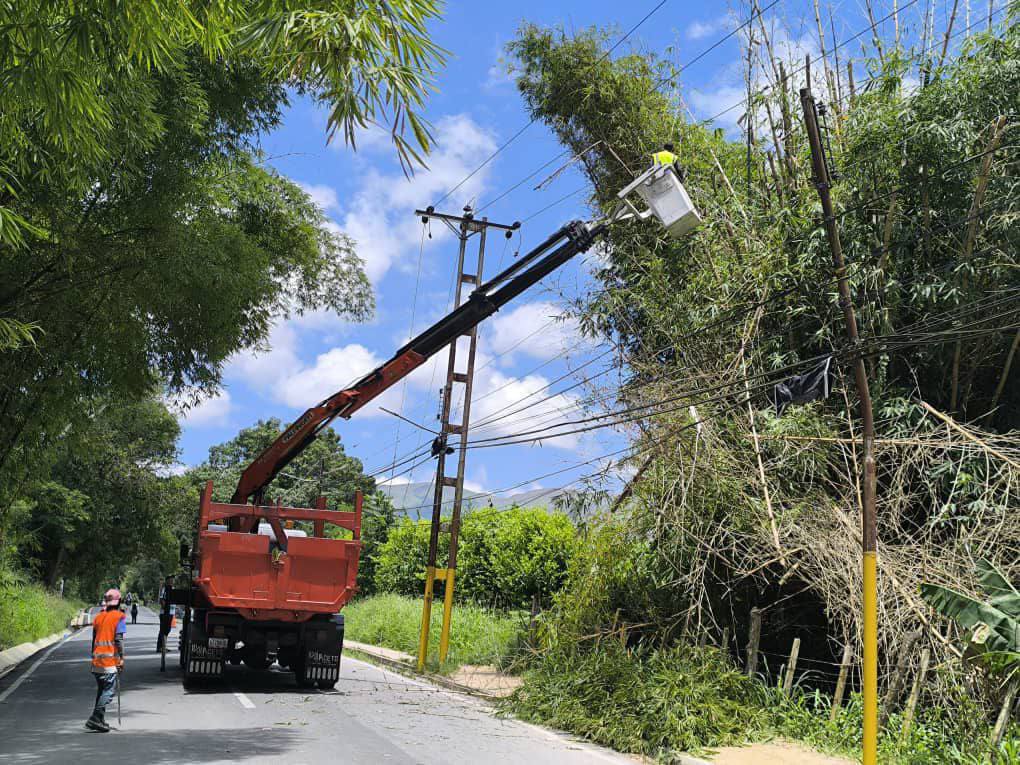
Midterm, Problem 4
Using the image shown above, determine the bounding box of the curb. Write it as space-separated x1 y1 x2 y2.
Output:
0 629 74 680
0 608 86 680
344 642 499 700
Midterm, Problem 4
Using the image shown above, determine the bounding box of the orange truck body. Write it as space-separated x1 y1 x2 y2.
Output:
194 481 362 622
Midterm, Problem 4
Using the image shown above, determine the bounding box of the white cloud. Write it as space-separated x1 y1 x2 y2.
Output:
686 14 734 40
276 343 384 409
174 391 232 427
229 320 442 418
486 302 583 364
154 462 190 477
298 182 340 214
227 322 301 387
461 353 585 450
337 114 498 284
378 474 412 487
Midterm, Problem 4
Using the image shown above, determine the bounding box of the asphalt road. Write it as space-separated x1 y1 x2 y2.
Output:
0 607 632 764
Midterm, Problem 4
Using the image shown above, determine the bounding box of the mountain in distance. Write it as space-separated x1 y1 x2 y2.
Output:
377 481 571 518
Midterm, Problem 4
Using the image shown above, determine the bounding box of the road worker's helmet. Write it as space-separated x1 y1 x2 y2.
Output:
103 588 121 606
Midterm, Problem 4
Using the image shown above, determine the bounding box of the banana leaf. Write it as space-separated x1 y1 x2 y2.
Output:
977 558 1020 617
920 582 1020 653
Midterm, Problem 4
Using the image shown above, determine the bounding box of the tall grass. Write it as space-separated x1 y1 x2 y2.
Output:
344 593 525 671
0 581 81 650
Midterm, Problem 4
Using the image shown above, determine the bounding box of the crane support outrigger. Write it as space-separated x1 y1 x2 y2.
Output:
171 164 699 688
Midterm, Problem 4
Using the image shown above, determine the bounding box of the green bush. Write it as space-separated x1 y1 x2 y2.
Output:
372 508 576 608
372 518 437 596
0 580 81 649
344 593 525 671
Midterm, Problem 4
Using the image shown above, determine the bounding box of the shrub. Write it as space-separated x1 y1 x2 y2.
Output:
372 508 576 608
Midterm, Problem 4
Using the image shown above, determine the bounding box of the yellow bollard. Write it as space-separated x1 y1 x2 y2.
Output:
438 569 456 664
417 566 436 671
863 551 878 765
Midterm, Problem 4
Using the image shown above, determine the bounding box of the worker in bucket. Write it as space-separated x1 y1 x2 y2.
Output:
652 143 687 180
86 588 125 732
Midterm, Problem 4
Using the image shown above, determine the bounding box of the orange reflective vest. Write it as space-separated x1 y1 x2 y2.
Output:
91 609 124 674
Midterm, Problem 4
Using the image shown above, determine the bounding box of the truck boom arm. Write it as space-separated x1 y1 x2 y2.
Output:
231 220 605 505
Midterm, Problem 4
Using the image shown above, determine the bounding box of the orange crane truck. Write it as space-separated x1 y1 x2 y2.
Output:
168 164 698 688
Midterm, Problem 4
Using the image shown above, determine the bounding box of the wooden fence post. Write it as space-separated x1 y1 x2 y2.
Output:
991 676 1019 755
783 637 801 696
880 630 922 727
900 648 930 738
830 643 855 721
746 608 762 678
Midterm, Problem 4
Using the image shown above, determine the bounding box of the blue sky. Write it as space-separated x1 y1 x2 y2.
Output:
174 0 954 506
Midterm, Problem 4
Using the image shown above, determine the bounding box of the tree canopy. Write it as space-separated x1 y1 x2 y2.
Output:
0 0 445 600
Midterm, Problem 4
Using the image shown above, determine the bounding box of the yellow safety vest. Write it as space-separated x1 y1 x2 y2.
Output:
652 150 677 167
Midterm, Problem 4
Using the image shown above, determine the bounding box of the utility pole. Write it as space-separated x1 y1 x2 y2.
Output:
414 205 519 670
801 87 879 765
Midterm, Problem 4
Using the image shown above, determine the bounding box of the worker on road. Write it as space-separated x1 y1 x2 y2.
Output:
86 589 125 732
130 602 138 625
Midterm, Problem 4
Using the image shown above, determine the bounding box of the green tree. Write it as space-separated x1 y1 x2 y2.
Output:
191 419 378 507
0 0 446 506
3 394 184 596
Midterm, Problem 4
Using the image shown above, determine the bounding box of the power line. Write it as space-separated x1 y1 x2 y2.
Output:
430 0 671 210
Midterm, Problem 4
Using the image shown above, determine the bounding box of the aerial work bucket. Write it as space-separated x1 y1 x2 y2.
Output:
614 165 702 238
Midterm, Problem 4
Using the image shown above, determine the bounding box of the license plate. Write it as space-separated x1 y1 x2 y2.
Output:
207 637 228 649
307 650 337 667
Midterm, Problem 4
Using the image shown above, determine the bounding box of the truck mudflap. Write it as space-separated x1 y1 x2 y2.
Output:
185 632 226 678
303 649 340 684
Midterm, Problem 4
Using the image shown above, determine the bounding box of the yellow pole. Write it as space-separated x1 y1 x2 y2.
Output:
800 87 880 764
417 566 435 670
438 569 456 663
863 551 878 765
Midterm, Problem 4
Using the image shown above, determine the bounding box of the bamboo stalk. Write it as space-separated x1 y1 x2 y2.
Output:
950 115 1010 411
740 308 785 566
983 328 1020 424
938 0 962 69
919 400 1020 470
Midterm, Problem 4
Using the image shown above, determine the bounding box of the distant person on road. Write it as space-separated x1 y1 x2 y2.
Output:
130 602 138 624
157 575 173 651
86 588 125 733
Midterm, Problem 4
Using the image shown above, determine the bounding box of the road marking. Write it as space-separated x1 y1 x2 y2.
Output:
234 691 256 709
0 636 69 704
